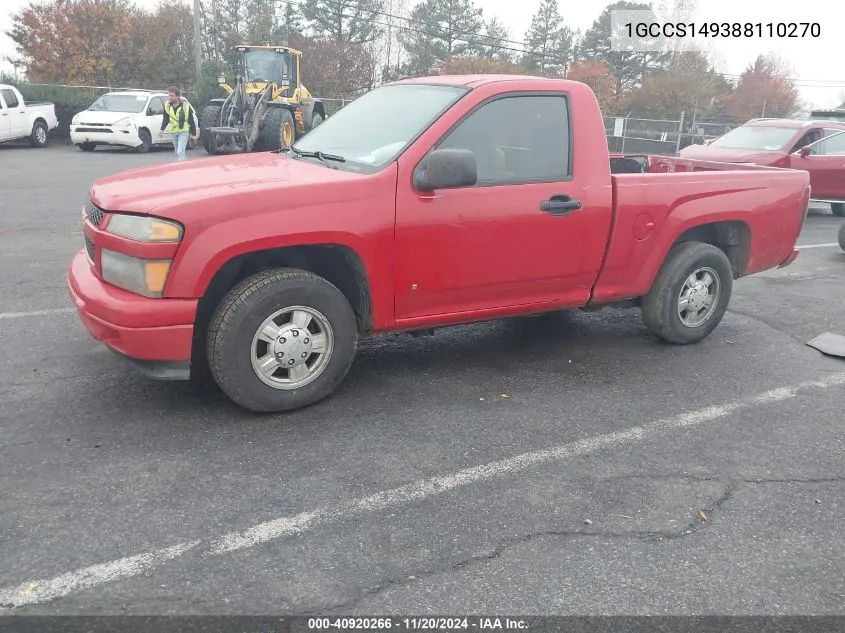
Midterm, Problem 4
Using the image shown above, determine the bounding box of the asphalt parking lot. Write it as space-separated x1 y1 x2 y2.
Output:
0 143 843 615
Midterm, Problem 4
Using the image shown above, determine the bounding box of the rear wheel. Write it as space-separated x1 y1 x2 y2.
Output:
831 203 845 217
29 121 49 148
206 268 358 413
641 242 733 345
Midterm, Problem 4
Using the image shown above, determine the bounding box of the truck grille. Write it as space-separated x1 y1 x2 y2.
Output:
84 235 95 262
85 200 105 228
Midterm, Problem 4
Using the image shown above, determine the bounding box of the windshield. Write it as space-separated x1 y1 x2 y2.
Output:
710 125 797 151
244 50 288 84
292 84 468 171
88 94 147 113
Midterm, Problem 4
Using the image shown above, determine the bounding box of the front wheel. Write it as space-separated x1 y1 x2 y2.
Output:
831 203 845 217
206 268 358 413
137 128 152 153
641 242 733 345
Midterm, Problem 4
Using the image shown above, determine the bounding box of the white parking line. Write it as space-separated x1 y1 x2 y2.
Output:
796 243 840 250
1 370 845 609
0 308 75 320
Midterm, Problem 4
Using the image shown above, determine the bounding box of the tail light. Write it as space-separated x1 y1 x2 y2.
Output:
799 185 811 229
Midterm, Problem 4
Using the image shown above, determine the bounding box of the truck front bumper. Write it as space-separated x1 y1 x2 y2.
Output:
67 249 197 380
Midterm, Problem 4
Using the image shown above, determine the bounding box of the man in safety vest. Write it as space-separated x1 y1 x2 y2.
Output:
160 86 197 162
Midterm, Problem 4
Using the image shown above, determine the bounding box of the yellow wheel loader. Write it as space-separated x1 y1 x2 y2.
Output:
201 45 326 154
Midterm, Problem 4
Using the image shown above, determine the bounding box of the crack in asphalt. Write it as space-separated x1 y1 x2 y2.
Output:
307 475 843 614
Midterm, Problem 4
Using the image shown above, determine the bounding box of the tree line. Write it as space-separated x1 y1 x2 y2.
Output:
5 0 801 124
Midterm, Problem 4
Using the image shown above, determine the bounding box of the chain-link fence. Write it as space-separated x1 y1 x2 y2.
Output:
604 115 686 155
604 114 743 156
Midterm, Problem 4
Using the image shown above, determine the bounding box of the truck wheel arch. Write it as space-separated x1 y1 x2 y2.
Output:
193 243 374 338
670 220 751 279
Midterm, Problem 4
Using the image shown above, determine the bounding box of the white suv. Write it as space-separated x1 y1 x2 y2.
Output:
70 90 199 153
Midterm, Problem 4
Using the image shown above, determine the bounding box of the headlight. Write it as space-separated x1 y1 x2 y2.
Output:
101 249 172 298
113 117 133 127
106 214 183 242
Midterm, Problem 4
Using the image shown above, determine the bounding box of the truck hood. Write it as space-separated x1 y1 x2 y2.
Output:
76 110 141 125
677 144 783 165
90 152 367 217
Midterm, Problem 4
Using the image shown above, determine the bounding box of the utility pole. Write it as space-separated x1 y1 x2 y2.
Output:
193 0 202 80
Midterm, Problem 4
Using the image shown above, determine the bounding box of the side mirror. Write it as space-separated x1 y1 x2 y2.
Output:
798 146 812 158
147 107 155 116
414 148 477 191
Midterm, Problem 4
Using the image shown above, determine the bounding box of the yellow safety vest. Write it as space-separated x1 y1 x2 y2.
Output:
164 101 191 133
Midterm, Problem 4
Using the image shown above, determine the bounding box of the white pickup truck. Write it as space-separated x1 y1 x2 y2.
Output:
0 84 58 147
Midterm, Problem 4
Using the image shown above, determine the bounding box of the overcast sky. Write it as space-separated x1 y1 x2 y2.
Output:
1 0 842 109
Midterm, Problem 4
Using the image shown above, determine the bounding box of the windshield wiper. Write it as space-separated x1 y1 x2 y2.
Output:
287 146 346 169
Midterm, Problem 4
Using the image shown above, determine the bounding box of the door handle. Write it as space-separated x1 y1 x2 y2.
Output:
540 195 582 215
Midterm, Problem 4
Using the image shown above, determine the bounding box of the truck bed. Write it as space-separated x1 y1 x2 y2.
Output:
592 154 811 305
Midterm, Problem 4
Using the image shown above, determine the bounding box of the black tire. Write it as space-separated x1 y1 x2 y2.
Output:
831 203 845 217
29 120 49 148
137 128 152 153
207 268 358 413
641 241 733 345
201 105 222 154
838 222 845 252
78 142 96 152
258 107 295 151
256 106 283 151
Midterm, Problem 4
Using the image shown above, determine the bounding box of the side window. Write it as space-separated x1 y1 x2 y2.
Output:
147 97 165 115
1 89 19 109
435 94 571 185
792 129 821 153
820 131 845 155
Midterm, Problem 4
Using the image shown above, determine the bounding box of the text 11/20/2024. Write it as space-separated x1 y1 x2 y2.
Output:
306 618 528 630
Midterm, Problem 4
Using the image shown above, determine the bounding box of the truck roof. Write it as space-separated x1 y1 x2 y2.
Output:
391 74 558 88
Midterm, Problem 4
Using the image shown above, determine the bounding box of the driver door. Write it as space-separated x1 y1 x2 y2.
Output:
0 91 11 141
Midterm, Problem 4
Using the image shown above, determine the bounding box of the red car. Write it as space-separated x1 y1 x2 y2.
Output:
680 118 845 216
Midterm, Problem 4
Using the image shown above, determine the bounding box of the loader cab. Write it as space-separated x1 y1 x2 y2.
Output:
235 46 301 98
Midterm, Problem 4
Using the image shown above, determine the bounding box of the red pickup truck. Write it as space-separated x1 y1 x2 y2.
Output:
68 75 811 413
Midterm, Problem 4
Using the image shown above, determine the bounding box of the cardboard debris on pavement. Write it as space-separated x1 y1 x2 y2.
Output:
806 332 845 359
